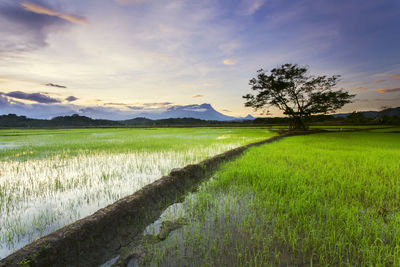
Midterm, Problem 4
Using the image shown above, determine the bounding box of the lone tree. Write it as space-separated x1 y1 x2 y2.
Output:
243 63 355 130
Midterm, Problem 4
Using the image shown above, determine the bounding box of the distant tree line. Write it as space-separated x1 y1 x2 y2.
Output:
0 112 399 128
0 114 120 127
253 113 400 125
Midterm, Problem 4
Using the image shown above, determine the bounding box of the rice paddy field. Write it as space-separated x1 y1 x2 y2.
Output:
139 130 400 266
0 127 275 259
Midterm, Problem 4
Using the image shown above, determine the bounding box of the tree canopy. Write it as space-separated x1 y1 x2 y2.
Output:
243 63 355 129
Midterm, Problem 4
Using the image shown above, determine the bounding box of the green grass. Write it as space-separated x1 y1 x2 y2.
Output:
145 131 400 266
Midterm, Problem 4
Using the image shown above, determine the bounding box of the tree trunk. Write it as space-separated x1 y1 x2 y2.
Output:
290 116 308 130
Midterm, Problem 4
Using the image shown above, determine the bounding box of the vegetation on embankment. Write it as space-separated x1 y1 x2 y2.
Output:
139 131 400 266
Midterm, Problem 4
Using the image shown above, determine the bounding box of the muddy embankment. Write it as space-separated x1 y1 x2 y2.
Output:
0 132 308 267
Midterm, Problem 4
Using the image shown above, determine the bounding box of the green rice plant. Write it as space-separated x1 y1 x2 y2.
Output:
0 127 275 259
145 131 400 266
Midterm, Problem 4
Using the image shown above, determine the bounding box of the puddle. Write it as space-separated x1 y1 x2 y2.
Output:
98 255 119 267
106 202 186 266
144 203 185 236
127 258 139 267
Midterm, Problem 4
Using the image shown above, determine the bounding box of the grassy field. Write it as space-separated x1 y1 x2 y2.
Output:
142 131 400 266
0 127 275 258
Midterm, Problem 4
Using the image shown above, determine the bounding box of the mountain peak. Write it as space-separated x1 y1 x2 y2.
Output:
143 103 236 121
199 103 213 109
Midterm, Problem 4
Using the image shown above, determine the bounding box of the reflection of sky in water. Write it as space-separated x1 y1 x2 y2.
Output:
0 143 19 149
0 143 242 259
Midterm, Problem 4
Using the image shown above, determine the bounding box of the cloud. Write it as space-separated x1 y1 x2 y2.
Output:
141 102 173 107
127 106 144 110
6 91 61 103
102 101 173 109
192 94 203 98
183 107 207 112
0 2 66 53
114 0 147 5
355 97 400 103
354 99 370 102
46 83 67 88
153 53 169 61
372 79 386 84
0 95 11 107
390 74 400 79
65 96 78 102
376 88 400 94
223 59 237 65
350 86 367 91
0 93 175 120
104 102 128 106
0 94 75 119
180 83 212 88
20 2 88 25
241 0 266 16
219 43 239 56
180 83 195 88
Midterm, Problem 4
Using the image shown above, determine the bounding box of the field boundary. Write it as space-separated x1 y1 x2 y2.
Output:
0 131 311 267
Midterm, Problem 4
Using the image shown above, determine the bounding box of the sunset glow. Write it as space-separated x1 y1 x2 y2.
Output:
1 0 399 119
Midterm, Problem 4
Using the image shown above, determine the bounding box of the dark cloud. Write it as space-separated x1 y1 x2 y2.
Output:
0 94 12 107
0 94 75 118
46 83 67 88
65 96 78 102
6 91 61 103
0 1 67 53
127 106 144 110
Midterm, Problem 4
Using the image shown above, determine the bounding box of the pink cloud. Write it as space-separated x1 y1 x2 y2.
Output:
20 2 88 25
376 88 400 93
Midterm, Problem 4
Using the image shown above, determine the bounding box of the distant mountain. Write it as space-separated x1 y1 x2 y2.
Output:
239 114 255 120
380 107 400 117
334 107 400 118
134 103 238 121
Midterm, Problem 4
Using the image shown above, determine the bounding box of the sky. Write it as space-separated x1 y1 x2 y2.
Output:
0 0 400 119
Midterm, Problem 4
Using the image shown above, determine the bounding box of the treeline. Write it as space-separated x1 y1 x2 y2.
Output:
0 114 120 127
0 111 399 128
253 112 400 125
0 114 236 127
